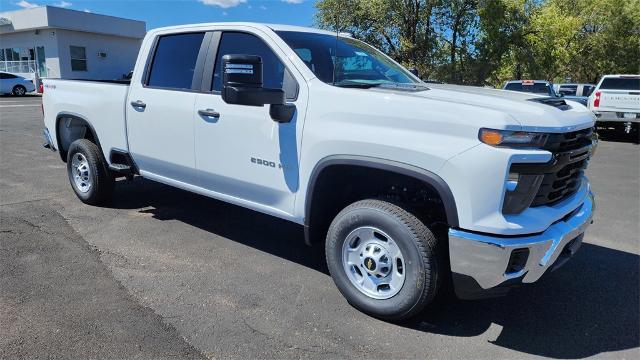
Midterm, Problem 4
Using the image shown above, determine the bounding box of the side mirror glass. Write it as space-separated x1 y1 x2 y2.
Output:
221 54 285 107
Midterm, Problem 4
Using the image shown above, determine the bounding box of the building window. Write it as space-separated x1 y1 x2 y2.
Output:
0 47 37 73
70 46 87 71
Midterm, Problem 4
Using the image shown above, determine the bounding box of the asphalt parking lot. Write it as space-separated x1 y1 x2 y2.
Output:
1 95 638 359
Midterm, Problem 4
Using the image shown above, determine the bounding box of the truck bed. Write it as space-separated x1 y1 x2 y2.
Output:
42 78 130 162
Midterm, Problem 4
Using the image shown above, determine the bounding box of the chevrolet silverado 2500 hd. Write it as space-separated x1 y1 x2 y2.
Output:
42 23 596 320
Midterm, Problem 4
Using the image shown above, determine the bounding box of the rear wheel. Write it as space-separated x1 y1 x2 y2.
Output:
12 85 26 96
66 139 114 205
325 199 442 321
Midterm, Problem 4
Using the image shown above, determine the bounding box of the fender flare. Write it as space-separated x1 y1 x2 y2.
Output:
55 113 102 162
303 155 459 243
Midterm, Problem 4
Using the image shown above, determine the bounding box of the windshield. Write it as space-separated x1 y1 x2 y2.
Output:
276 31 419 88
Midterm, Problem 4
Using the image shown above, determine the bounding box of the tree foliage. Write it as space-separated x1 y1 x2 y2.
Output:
315 0 640 86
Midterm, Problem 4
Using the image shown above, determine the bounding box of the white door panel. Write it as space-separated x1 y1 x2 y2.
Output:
125 31 207 186
194 95 302 212
192 30 307 215
127 87 198 184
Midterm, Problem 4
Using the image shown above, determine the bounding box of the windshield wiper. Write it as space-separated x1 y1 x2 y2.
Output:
334 82 385 89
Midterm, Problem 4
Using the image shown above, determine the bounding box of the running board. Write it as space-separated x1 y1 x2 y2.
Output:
109 163 134 175
109 149 138 176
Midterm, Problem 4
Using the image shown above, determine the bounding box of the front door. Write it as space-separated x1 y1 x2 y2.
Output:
126 32 208 186
193 30 306 216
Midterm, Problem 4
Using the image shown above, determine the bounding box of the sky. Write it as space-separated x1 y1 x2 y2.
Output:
0 0 318 29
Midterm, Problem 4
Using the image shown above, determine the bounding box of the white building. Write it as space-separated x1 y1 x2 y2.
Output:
0 6 145 81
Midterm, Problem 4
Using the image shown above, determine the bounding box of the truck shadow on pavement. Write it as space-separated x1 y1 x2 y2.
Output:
411 243 639 358
110 177 639 359
597 129 640 144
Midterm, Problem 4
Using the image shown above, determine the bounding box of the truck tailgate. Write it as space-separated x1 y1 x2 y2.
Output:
43 79 130 161
597 90 640 112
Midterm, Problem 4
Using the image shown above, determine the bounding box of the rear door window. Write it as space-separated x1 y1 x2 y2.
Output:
599 77 640 90
146 32 206 90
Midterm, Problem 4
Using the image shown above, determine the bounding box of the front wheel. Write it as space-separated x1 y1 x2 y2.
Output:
66 139 114 205
325 199 442 321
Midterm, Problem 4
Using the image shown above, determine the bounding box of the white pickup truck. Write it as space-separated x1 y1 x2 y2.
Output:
588 74 640 136
42 23 596 320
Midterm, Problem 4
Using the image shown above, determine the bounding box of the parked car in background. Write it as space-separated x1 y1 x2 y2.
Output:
0 72 36 96
588 75 640 136
503 80 558 97
553 83 595 106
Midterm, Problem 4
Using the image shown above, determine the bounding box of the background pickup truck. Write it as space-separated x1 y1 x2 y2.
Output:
43 23 596 321
588 74 640 137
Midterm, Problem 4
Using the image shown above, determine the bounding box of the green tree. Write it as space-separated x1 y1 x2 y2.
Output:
315 0 640 86
315 0 440 77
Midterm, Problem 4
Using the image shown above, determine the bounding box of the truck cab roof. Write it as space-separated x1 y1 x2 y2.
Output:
148 22 342 37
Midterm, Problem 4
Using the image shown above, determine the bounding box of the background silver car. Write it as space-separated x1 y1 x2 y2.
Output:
0 72 36 96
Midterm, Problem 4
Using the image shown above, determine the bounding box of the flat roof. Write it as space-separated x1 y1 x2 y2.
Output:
0 6 146 39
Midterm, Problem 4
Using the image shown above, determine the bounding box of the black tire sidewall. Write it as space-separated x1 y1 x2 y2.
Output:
326 204 434 320
66 139 113 205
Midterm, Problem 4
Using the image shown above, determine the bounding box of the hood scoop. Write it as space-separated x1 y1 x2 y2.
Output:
528 97 572 111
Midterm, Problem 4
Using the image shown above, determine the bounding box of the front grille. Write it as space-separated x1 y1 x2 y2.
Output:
511 127 594 207
543 127 594 152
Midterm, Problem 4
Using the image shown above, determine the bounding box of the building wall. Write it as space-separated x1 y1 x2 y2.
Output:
55 29 141 80
0 6 145 81
0 29 61 78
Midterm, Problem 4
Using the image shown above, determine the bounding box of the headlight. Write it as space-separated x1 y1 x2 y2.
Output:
479 128 548 148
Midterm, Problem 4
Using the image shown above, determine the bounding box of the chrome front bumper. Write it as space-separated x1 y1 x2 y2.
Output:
449 193 594 299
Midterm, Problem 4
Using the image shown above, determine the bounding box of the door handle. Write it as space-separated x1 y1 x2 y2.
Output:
198 108 220 118
130 100 146 109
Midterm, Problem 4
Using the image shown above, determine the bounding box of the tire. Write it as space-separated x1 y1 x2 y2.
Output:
325 199 442 321
12 85 26 96
66 139 114 205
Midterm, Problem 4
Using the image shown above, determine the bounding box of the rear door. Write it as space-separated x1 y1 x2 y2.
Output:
126 31 209 185
191 29 306 216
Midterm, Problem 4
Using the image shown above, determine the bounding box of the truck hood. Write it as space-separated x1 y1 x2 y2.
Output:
373 83 595 132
